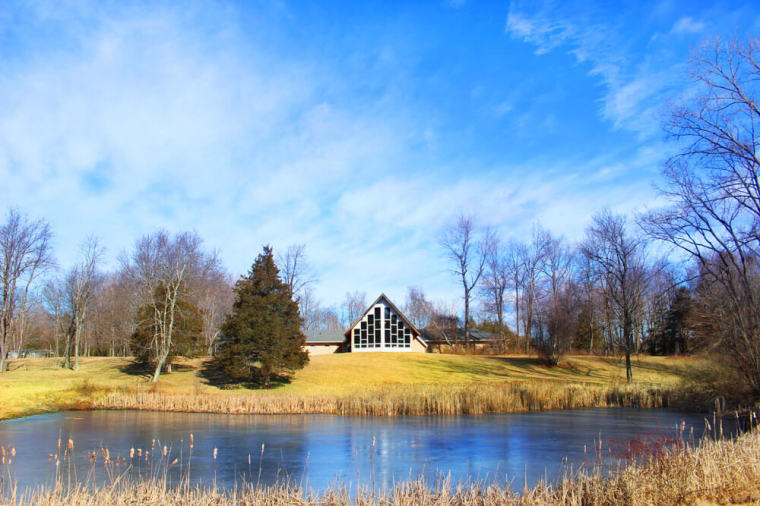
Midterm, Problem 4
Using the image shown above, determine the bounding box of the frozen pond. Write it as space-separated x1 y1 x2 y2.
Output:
0 408 710 492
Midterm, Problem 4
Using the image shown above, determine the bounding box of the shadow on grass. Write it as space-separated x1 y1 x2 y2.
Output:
198 358 292 390
119 359 201 381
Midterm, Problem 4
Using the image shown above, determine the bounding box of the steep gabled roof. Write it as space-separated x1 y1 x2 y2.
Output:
343 293 421 338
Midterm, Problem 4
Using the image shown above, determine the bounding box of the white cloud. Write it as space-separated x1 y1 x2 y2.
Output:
671 16 705 34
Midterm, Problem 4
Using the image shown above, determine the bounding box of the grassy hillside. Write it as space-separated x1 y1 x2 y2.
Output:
0 353 721 420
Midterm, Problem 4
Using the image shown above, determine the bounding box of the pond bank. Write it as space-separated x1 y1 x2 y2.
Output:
0 355 726 420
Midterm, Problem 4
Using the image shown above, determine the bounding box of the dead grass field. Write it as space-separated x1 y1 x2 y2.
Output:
0 353 724 420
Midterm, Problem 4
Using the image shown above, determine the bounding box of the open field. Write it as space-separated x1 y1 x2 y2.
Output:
3 420 759 505
0 353 726 420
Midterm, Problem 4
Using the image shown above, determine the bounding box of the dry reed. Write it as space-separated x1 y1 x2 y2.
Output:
89 381 689 416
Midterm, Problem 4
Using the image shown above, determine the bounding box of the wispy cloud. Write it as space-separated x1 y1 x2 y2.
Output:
505 1 690 136
671 16 706 35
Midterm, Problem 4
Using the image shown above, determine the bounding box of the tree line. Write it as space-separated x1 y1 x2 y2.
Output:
437 37 760 394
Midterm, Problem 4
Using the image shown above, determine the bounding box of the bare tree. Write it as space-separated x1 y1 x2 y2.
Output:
533 234 577 364
318 306 342 331
123 231 220 382
403 287 435 329
505 240 527 343
62 237 103 370
480 232 512 343
642 37 760 393
583 210 649 382
0 209 54 371
42 279 68 356
196 271 233 355
278 244 316 302
576 253 602 353
299 286 321 330
341 290 367 327
89 272 138 357
519 227 550 352
439 215 487 346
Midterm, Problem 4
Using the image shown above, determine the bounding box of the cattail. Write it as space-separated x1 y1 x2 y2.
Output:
49 454 53 462
145 451 149 460
130 448 134 459
68 439 74 450
10 448 14 458
213 447 217 460
169 458 178 467
57 438 61 450
151 439 155 450
189 433 194 450
163 446 167 457
1 447 6 457
137 448 142 457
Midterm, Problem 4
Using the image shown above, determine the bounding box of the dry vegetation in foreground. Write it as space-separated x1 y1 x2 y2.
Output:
92 381 682 416
0 353 729 420
2 424 759 505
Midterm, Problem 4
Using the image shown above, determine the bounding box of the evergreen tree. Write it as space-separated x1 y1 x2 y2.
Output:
131 285 205 372
215 246 308 387
649 287 692 355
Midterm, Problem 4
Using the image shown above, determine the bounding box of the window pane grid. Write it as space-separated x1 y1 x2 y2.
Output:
352 303 413 350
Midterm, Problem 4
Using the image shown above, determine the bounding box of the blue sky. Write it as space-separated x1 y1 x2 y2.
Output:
1 0 758 310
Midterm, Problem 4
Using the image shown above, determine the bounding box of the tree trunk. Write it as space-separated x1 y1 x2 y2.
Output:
624 313 633 382
0 312 8 372
63 322 73 369
151 354 167 383
74 325 80 371
463 290 470 347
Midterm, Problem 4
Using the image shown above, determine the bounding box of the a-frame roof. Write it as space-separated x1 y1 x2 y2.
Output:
343 293 422 338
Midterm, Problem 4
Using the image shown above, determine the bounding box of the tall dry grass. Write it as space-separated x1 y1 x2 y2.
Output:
4 425 759 505
90 381 692 416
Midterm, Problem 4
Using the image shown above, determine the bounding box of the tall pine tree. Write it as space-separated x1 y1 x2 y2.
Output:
215 246 308 387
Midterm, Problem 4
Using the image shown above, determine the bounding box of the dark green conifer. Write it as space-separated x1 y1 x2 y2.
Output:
215 246 308 386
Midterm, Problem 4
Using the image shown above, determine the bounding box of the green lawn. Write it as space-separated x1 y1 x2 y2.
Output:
0 353 720 420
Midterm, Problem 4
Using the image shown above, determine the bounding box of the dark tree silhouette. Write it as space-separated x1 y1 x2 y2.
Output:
215 246 308 387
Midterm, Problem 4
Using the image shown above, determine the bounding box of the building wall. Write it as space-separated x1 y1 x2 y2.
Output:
304 344 339 355
349 298 428 352
411 338 427 353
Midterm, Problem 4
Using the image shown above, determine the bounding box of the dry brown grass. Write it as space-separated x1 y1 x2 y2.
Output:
91 381 684 416
0 354 729 419
4 427 759 505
